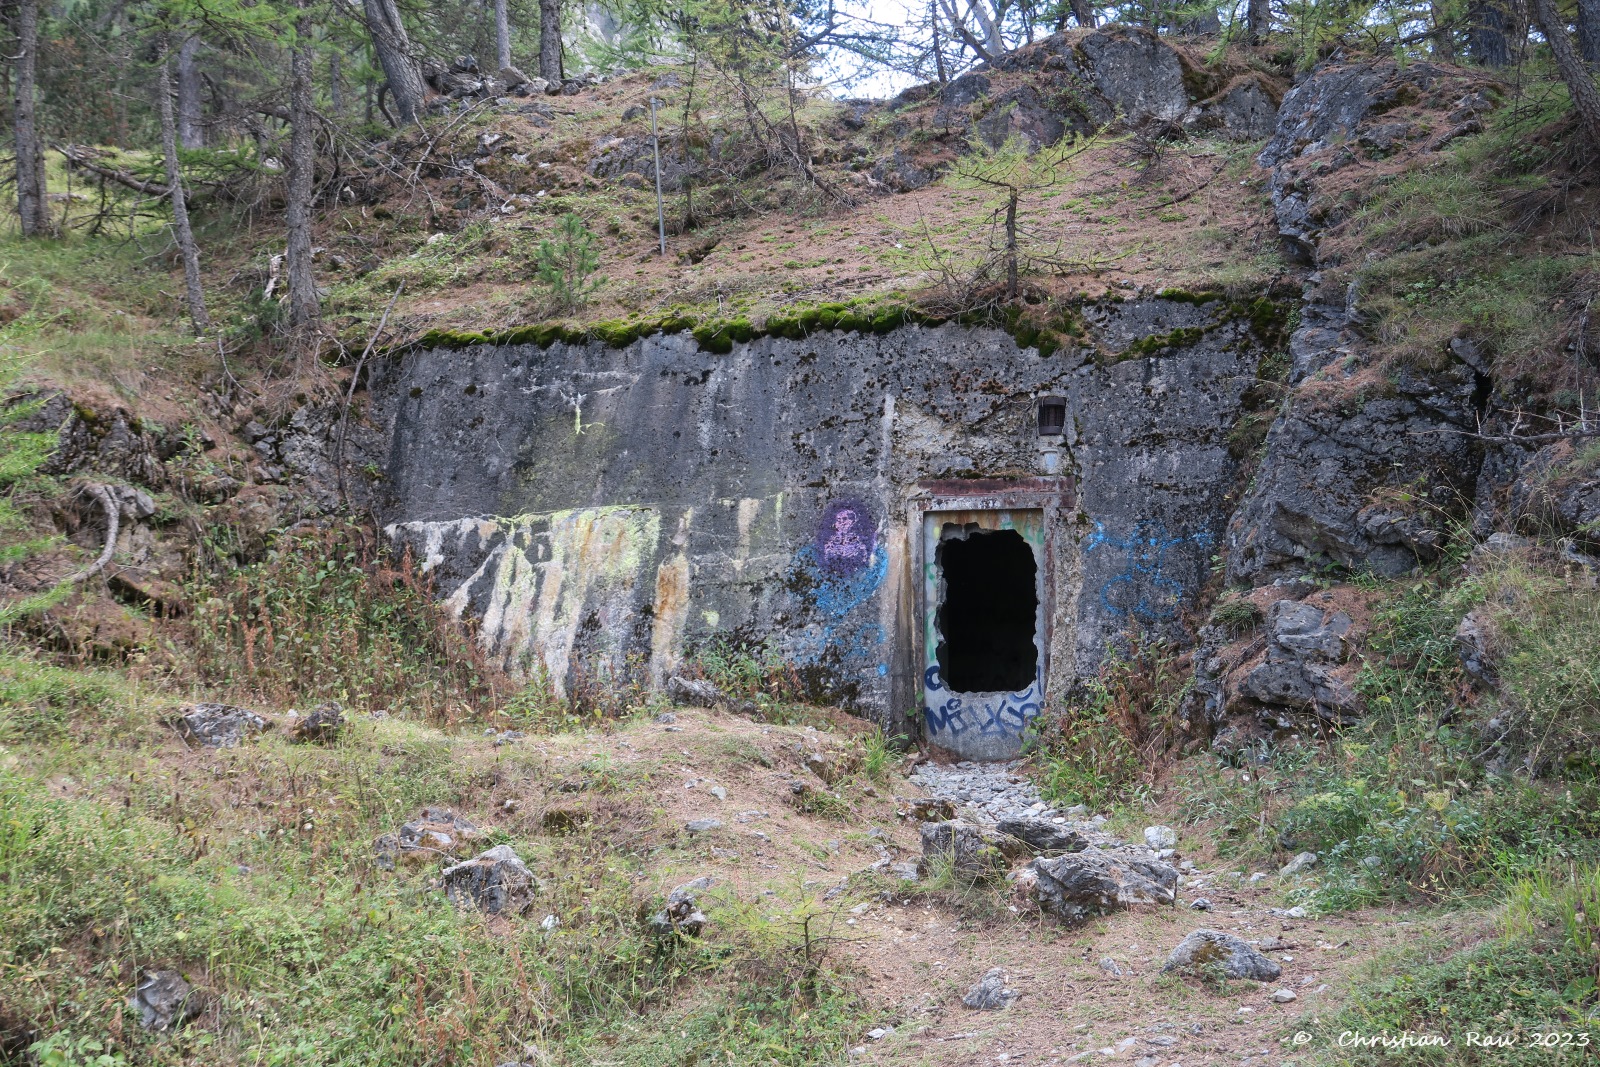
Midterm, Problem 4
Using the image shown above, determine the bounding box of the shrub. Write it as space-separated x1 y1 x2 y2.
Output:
1027 641 1188 810
536 213 603 314
188 522 506 722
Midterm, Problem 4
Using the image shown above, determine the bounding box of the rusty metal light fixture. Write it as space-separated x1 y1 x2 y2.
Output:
1037 396 1066 437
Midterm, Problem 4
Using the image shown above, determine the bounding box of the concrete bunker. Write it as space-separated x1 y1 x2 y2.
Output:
373 304 1266 763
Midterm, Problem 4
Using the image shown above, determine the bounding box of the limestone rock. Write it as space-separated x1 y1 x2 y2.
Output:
175 702 269 748
997 817 1089 855
1143 825 1177 850
288 700 344 743
961 967 1016 1010
1279 851 1318 877
650 875 712 938
685 817 722 833
919 820 1006 879
375 807 482 870
666 675 722 708
1162 929 1282 981
131 969 200 1031
441 844 536 914
1030 846 1178 925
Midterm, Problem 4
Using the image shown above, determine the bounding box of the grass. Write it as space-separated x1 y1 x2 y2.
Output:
0 683 868 1066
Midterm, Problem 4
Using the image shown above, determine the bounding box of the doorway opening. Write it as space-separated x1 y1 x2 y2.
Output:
935 526 1039 692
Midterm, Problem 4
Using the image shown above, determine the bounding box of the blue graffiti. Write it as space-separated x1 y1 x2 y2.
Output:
1085 519 1211 624
788 542 888 670
923 664 1041 738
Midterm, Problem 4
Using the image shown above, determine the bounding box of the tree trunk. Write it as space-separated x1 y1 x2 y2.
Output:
539 0 563 83
930 0 949 84
177 35 204 149
1580 0 1600 66
1004 188 1018 300
494 0 512 71
1069 0 1097 28
1432 2 1456 61
1469 0 1513 66
1532 0 1600 146
13 0 48 237
286 6 320 333
330 51 344 117
363 0 427 125
1245 0 1271 42
156 34 210 332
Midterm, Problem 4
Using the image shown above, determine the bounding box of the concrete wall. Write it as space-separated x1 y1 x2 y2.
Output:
370 297 1266 757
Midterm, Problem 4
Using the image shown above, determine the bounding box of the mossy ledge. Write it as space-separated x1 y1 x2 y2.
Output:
405 299 1087 359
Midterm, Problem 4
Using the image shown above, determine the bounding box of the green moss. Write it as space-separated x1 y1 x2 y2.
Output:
1155 287 1224 305
1117 325 1207 360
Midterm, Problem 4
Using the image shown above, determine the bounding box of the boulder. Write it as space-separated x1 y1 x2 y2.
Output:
961 967 1017 1010
1279 851 1318 877
441 844 536 914
666 674 723 708
174 702 269 748
919 820 1007 879
1161 929 1282 981
909 797 957 822
649 875 713 938
1077 25 1189 125
288 700 344 743
374 807 483 870
1029 846 1178 924
996 816 1089 855
131 969 200 1031
1143 825 1177 850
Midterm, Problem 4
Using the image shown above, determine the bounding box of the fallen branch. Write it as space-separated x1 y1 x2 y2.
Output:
66 484 118 583
56 144 170 198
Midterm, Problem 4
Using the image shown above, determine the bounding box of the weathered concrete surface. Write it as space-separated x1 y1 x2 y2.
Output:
371 299 1269 756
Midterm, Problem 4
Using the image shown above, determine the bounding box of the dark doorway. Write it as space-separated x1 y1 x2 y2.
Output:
935 526 1039 693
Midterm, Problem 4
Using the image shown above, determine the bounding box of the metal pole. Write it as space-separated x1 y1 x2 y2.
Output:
650 97 666 257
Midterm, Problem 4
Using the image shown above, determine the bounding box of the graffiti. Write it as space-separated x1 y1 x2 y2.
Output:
816 498 875 575
922 664 1042 738
1084 519 1211 624
788 503 888 673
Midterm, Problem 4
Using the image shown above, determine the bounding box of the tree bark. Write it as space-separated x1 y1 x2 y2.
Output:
1432 2 1456 61
286 6 320 333
1532 0 1600 146
157 33 210 332
1468 0 1513 65
13 0 48 237
494 0 512 71
1579 0 1600 66
538 0 563 83
1068 0 1097 29
363 0 427 125
177 35 204 149
1004 187 1018 299
330 51 344 117
1245 0 1271 42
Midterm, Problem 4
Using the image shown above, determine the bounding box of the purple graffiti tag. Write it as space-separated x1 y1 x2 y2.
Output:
816 499 875 575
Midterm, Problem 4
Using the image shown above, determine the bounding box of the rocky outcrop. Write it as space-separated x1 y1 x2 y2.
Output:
1237 600 1359 723
1509 439 1600 551
1228 362 1484 583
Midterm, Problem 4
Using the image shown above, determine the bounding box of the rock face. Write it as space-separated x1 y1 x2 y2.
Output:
175 703 269 747
1510 440 1600 551
1029 846 1178 924
372 299 1278 760
441 845 536 914
1239 600 1359 722
1162 929 1282 981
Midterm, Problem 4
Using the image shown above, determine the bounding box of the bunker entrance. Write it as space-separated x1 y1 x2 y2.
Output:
935 526 1039 693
